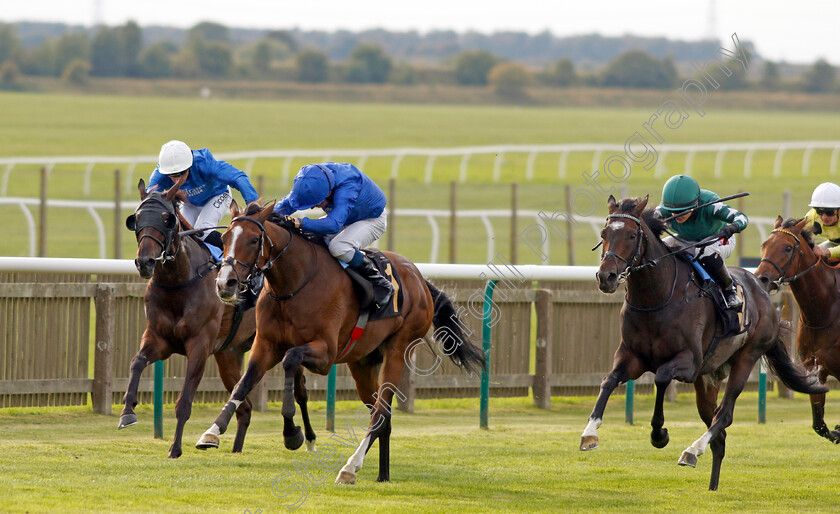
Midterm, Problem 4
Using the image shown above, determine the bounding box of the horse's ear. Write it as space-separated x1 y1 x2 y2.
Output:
256 201 277 221
607 195 618 213
164 175 185 203
230 198 241 218
634 195 649 216
794 217 809 231
138 179 147 200
774 215 783 228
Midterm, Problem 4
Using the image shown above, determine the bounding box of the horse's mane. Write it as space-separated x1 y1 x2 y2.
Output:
781 217 816 248
243 202 264 216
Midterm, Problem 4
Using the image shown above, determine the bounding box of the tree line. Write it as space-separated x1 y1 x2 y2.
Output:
0 21 836 97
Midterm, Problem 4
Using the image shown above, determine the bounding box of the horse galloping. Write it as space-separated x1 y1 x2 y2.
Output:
195 201 486 484
120 178 257 458
755 216 840 442
583 195 826 490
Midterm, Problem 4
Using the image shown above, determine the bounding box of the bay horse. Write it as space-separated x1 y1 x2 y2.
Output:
755 216 840 443
583 195 826 490
194 200 485 484
120 178 257 459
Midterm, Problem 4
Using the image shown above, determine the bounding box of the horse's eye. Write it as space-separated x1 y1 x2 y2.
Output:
600 229 606 238
251 237 260 245
628 232 636 240
785 245 793 253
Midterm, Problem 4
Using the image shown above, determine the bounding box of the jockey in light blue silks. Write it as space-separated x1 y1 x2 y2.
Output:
147 140 259 252
273 162 394 309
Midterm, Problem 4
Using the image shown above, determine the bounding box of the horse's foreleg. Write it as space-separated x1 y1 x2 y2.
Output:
281 341 330 451
214 349 253 454
580 346 644 451
651 350 697 449
809 393 840 443
679 354 754 490
119 338 169 429
294 368 317 452
196 337 280 450
169 345 209 459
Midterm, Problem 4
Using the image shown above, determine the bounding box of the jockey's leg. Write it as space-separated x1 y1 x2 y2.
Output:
698 238 741 309
192 188 232 248
329 212 393 308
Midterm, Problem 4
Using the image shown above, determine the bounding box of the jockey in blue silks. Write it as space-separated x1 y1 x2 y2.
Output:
273 162 394 309
147 140 259 252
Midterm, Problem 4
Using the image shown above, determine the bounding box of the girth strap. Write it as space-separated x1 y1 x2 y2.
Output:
336 310 370 361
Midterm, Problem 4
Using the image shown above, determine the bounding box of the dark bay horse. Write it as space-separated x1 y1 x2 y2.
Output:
584 195 826 490
755 216 840 443
120 178 257 459
195 201 485 484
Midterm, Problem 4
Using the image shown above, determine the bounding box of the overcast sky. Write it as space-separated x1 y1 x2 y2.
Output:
1 0 837 65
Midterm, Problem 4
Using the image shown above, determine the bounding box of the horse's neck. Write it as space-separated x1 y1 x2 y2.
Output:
262 228 329 294
153 235 204 285
625 226 681 305
789 253 839 321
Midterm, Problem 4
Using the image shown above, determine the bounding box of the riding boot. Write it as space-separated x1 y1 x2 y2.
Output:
351 253 394 309
204 230 224 251
701 254 742 310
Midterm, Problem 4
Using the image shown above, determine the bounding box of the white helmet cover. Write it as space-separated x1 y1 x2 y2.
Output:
158 140 193 175
809 182 840 209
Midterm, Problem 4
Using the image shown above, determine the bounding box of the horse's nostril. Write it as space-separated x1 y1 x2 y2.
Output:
225 278 239 290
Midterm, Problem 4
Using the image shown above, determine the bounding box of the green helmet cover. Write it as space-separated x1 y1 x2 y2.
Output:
659 174 700 214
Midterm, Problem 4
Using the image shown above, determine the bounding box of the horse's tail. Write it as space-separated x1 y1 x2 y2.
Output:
425 280 487 374
763 332 828 395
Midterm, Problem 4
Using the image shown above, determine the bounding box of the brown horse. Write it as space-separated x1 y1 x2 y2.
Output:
194 201 485 484
755 216 840 443
584 195 827 490
119 178 257 459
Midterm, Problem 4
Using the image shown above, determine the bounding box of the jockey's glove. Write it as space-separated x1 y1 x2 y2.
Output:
267 212 298 230
716 223 738 240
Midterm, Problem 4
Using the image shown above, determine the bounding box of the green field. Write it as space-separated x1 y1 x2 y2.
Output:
1 91 839 264
1 394 839 513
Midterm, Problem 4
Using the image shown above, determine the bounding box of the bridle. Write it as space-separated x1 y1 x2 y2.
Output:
599 213 648 283
759 228 819 291
127 195 180 263
221 216 317 300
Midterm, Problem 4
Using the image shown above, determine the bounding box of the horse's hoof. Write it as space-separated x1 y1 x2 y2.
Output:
678 451 697 467
305 439 317 452
195 433 220 450
118 414 137 429
580 435 599 451
335 471 356 485
168 448 182 459
376 475 390 482
284 427 304 451
651 428 670 449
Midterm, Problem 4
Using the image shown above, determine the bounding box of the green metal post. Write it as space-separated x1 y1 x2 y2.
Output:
154 360 164 439
758 360 767 424
625 380 634 425
326 364 336 432
480 280 497 429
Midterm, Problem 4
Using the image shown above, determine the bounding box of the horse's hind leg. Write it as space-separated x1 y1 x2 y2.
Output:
580 346 644 451
679 355 753 490
809 393 840 443
214 349 253 453
651 350 697 449
169 344 210 459
196 336 281 450
294 368 317 452
337 350 401 485
119 336 171 429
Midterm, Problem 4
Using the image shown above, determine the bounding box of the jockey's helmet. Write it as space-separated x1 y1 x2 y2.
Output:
158 140 193 175
288 164 336 210
659 174 700 215
809 182 840 209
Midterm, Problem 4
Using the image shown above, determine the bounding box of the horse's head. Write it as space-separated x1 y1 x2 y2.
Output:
216 200 276 305
595 194 650 293
755 216 815 293
125 177 185 278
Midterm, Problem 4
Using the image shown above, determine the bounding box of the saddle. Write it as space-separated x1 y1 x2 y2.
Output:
345 249 403 321
681 254 749 339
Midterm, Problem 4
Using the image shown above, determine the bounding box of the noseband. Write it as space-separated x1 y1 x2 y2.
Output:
600 213 647 283
760 228 819 290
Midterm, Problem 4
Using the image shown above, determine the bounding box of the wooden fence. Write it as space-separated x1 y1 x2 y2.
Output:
0 271 803 412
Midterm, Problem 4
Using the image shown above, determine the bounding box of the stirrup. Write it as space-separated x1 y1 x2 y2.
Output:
722 289 742 309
